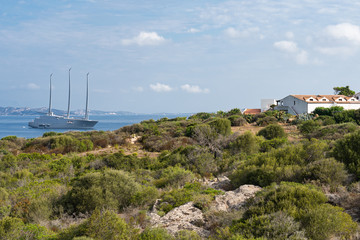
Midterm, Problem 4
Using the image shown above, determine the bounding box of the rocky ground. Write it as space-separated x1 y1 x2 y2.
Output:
148 177 262 238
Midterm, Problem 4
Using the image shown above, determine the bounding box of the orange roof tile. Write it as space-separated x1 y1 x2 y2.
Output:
243 109 261 115
291 95 360 103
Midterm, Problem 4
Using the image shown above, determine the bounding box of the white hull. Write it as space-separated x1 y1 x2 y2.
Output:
28 115 98 129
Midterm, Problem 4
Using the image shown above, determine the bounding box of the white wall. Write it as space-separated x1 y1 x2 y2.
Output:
279 96 308 114
261 99 276 112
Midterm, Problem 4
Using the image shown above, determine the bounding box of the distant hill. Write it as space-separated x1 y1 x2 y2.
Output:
0 107 134 116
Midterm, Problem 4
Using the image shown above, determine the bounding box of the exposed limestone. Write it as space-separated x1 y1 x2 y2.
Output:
148 184 261 238
203 176 233 191
210 184 262 212
149 202 210 238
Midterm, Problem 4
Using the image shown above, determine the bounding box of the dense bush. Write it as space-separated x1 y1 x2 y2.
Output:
209 118 232 136
298 120 321 134
332 130 360 178
228 115 247 126
257 124 286 140
230 139 328 187
228 132 261 155
62 169 145 214
231 182 357 240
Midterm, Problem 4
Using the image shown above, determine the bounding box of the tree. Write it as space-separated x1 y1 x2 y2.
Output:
333 86 355 97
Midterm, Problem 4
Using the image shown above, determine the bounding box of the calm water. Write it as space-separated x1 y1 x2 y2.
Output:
0 114 190 139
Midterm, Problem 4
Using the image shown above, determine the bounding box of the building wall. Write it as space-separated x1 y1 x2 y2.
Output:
261 99 276 112
278 95 308 114
279 96 360 115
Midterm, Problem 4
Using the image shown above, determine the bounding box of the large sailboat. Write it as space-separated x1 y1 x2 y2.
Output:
28 69 98 129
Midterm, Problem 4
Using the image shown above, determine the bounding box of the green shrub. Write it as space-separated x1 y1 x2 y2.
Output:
209 118 232 136
243 182 327 219
229 132 261 155
175 230 201 240
63 169 141 214
301 204 357 240
138 227 174 240
231 211 306 240
0 217 52 239
86 209 131 240
332 130 360 178
302 158 348 186
154 166 195 188
298 120 321 134
256 116 278 127
257 124 286 140
228 115 247 126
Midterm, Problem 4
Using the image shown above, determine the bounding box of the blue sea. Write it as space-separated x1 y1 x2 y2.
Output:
0 114 190 139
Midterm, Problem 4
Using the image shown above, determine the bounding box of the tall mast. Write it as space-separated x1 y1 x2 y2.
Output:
85 73 89 120
48 73 53 115
67 67 71 118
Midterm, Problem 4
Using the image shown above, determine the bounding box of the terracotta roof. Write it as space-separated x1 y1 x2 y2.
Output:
291 95 360 104
243 109 261 115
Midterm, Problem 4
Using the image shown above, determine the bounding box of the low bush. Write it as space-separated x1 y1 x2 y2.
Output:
257 124 286 140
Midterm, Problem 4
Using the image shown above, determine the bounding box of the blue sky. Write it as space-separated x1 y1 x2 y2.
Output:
1 0 360 113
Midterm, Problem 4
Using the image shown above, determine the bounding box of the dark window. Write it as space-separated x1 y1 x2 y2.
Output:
294 101 296 105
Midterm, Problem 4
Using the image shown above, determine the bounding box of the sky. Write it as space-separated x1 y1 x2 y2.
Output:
2 0 360 113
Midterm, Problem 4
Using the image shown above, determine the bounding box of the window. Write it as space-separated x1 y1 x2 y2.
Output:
322 99 327 101
338 99 343 101
294 101 296 105
309 99 313 101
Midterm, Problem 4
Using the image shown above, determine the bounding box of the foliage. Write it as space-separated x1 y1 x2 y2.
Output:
228 132 261 155
138 227 174 240
62 169 142 214
332 130 360 178
333 85 355 96
209 118 232 136
301 204 357 240
298 120 321 135
257 124 286 140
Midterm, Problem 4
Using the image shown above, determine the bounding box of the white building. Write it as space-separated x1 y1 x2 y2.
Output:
261 99 277 112
274 94 360 115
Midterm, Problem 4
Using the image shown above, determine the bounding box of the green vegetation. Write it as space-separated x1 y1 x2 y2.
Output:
0 108 360 239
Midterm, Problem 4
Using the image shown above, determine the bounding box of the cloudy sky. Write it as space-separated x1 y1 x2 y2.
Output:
1 0 360 113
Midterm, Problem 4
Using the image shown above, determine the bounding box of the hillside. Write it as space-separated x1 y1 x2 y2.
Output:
1 107 360 239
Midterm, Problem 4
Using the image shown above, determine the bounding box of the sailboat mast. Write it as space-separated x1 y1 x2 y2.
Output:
67 68 71 118
48 73 53 115
85 73 89 120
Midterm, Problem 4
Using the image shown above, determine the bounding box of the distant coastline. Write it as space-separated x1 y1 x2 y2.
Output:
0 106 192 116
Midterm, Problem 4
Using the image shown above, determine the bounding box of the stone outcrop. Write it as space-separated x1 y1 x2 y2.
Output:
210 184 262 212
149 202 210 238
203 176 233 191
148 184 261 237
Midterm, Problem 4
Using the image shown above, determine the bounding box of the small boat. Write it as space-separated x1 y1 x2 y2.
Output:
28 69 98 129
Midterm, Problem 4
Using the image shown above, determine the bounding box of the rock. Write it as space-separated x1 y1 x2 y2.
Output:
211 184 261 212
149 202 210 238
148 185 261 238
202 176 233 191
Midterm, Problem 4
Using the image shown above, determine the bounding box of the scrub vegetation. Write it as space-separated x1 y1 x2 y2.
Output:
1 107 360 239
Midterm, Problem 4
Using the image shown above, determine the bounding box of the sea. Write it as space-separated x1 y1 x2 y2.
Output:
0 114 191 139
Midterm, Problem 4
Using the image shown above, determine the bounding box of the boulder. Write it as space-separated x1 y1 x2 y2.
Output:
149 202 210 238
211 184 261 212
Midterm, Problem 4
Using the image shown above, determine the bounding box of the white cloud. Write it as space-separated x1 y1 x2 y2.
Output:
132 86 144 92
274 40 298 53
273 40 311 65
150 83 172 92
188 28 200 33
325 23 360 44
224 27 241 38
316 46 354 56
27 83 40 90
285 31 294 39
181 84 209 93
122 31 165 46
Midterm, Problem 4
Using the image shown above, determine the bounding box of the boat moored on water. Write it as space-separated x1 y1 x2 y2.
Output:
28 69 98 129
